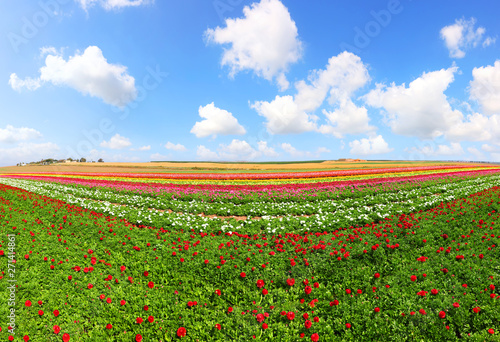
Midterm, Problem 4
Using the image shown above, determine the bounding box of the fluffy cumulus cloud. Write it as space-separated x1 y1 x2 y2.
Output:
445 112 497 142
364 66 462 139
280 143 330 158
469 60 500 115
440 17 494 58
205 0 302 90
191 103 246 138
100 134 132 149
253 51 373 136
197 139 278 161
0 125 42 143
9 46 137 107
406 142 464 157
467 147 485 160
0 142 60 166
164 142 187 151
252 95 317 135
349 135 393 155
77 0 152 11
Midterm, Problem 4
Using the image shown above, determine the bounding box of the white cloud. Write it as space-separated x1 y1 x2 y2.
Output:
130 145 151 151
467 147 485 160
364 66 463 139
197 139 279 161
0 142 60 166
445 112 494 142
281 142 330 158
406 142 464 157
253 51 372 136
440 17 494 58
164 142 187 151
9 74 41 91
319 99 375 138
9 46 136 107
205 0 302 90
257 141 279 157
252 95 317 134
196 145 220 160
481 144 500 153
191 103 246 138
77 0 152 11
469 60 500 115
294 51 370 111
349 135 393 155
100 134 132 149
0 125 42 143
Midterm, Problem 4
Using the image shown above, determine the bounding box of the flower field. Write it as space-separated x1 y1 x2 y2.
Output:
0 165 500 341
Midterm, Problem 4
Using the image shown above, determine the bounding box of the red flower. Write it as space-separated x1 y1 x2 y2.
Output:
136 317 143 324
313 282 319 288
453 302 460 308
311 333 319 342
38 300 43 305
490 293 496 299
374 307 380 313
438 311 446 319
262 289 268 295
374 273 380 278
106 324 112 330
38 310 44 316
228 307 233 313
256 279 265 288
256 314 265 323
63 333 70 342
346 289 351 294
135 334 143 342
25 300 31 307
106 298 112 304
240 272 246 278
287 311 295 320
99 294 105 300
120 300 126 306
23 336 29 342
148 316 154 323
144 271 149 277
305 286 312 295
53 310 59 317
479 254 484 259
431 289 439 295
333 299 339 306
215 289 221 296
215 324 221 330
419 309 427 315
177 327 187 338
120 265 126 272
357 289 362 294
87 284 93 289
53 325 61 334
262 323 268 330
410 275 417 282
287 278 295 286
68 275 72 280
144 305 149 311
313 316 319 323
346 323 351 329
305 320 312 329
473 307 481 313
488 329 495 335
148 281 154 289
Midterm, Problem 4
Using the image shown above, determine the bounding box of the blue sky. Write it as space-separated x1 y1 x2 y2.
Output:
1 0 499 166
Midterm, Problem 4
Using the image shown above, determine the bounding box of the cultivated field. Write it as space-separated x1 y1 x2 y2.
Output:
0 161 499 341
